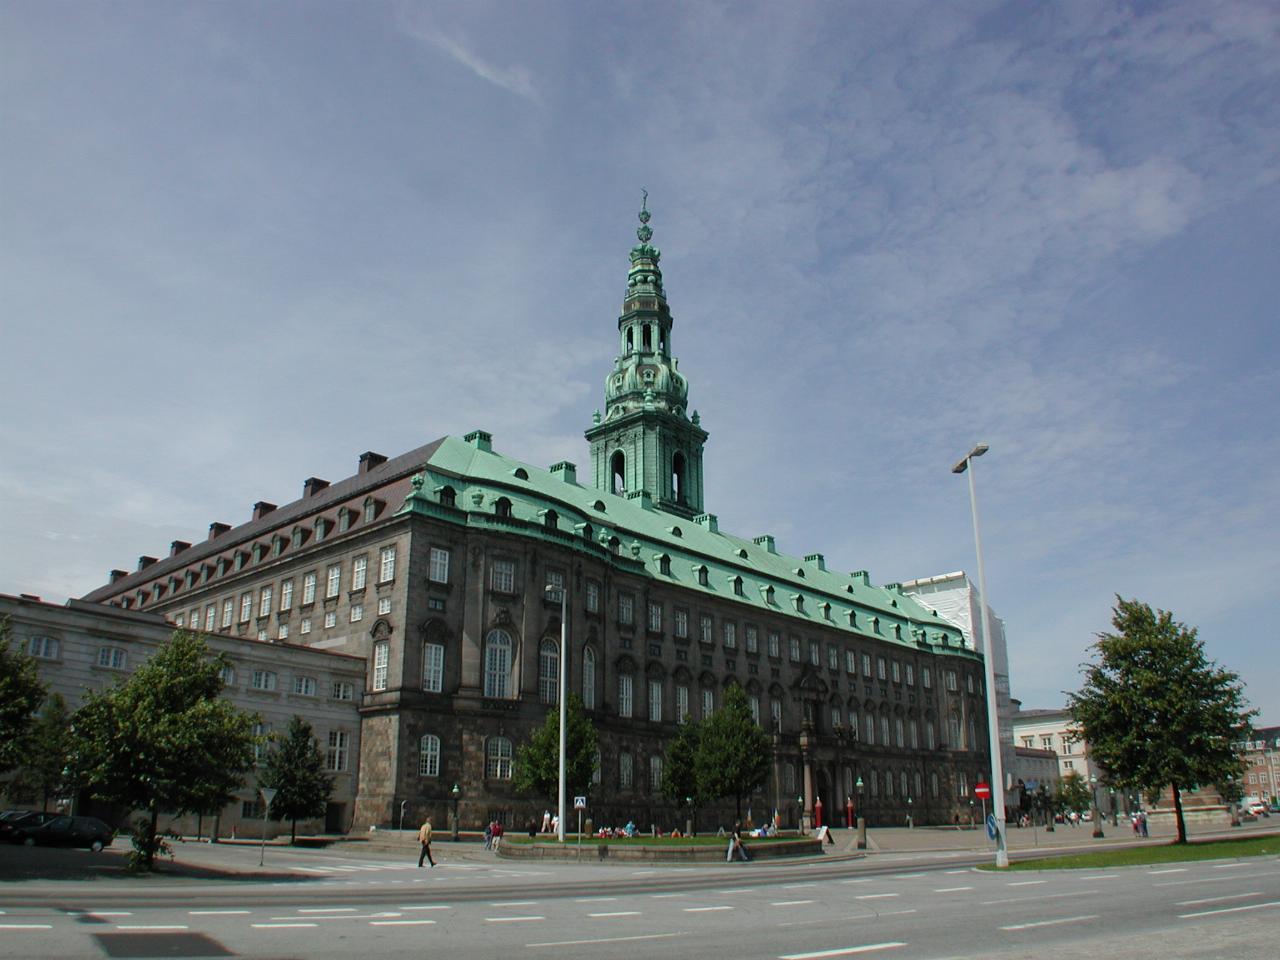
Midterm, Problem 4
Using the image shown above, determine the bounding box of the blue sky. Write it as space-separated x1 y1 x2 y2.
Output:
3 1 1277 720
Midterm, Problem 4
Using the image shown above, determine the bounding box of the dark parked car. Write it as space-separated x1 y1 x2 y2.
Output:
12 815 115 852
0 810 57 842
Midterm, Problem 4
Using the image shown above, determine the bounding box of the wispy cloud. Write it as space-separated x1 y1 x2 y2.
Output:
397 7 540 105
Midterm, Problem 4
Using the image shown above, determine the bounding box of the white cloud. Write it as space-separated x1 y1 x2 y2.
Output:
397 7 540 105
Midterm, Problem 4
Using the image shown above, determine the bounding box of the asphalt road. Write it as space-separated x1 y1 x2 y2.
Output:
1 839 1276 959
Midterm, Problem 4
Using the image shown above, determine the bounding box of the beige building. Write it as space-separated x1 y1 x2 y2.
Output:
1 592 364 838
1009 705 1125 820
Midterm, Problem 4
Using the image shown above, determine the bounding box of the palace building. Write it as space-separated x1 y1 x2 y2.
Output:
82 202 992 832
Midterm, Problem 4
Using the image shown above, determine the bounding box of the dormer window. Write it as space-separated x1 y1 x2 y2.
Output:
821 602 832 620
315 517 329 542
292 527 305 549
794 568 806 579
670 526 682 538
764 585 775 605
581 523 594 542
272 535 285 557
338 507 352 533
513 467 529 480
185 570 197 589
215 558 227 578
152 584 163 601
793 594 805 613
696 565 709 587
234 552 245 571
363 496 380 523
732 576 744 597
252 543 266 564
439 486 456 508
543 509 558 530
594 500 607 513
658 554 672 576
494 497 512 519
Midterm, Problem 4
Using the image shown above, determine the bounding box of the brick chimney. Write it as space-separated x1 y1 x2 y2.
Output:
303 477 330 497
208 522 231 541
358 451 388 474
169 540 191 557
252 501 277 520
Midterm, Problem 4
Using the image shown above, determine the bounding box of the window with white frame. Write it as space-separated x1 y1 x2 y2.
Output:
538 639 559 704
831 705 841 730
862 653 873 677
895 717 904 747
618 673 633 718
189 607 200 625
701 687 714 718
251 669 277 692
618 593 634 625
379 545 396 582
350 604 363 623
849 709 859 739
489 559 515 593
378 597 391 615
770 698 782 731
958 770 969 796
419 734 440 777
26 636 59 659
966 673 975 694
880 714 890 746
324 611 336 628
221 598 234 628
745 624 758 653
676 684 689 723
585 579 600 613
647 601 662 632
949 716 962 748
486 737 513 779
648 679 662 722
619 752 633 789
699 614 713 644
97 646 127 670
259 586 273 618
303 572 317 604
428 547 450 584
219 664 235 687
750 694 761 724
945 670 958 691
649 754 663 791
277 623 289 640
922 666 932 689
326 730 349 771
723 621 736 648
828 645 839 670
372 641 389 691
331 680 354 701
293 675 317 696
788 637 801 662
252 722 271 763
280 580 293 612
582 646 596 708
877 656 887 681
768 630 780 658
905 663 914 686
910 719 919 748
545 569 565 604
892 660 901 683
483 630 512 698
930 770 939 797
326 565 341 599
422 642 444 693
927 721 937 749
674 608 688 638
352 556 368 590
809 639 820 665
864 712 875 745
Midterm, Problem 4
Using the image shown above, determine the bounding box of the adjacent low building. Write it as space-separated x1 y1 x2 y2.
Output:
1 592 364 838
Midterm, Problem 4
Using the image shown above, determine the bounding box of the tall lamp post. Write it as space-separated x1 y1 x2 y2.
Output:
952 443 1010 868
546 583 568 843
450 783 461 841
1089 774 1104 838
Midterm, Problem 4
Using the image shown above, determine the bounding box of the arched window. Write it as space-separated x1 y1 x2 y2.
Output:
618 672 634 718
900 771 908 797
611 451 626 494
930 771 939 797
927 720 937 750
419 734 440 777
895 717 904 748
949 715 962 749
483 630 512 698
672 451 686 503
582 646 596 709
649 754 662 790
439 485 456 507
592 748 602 784
538 639 559 705
494 497 512 519
880 714 890 747
485 737 513 779
642 324 652 351
625 327 634 352
732 576 744 596
909 719 919 749
543 509 558 530
659 554 672 576
864 712 875 745
696 565 709 587
913 771 922 799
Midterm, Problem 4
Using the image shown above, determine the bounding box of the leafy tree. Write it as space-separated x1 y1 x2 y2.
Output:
0 617 46 776
695 685 771 822
513 694 599 807
11 692 73 810
69 631 258 869
1067 597 1255 844
661 721 702 807
1054 771 1093 817
262 716 333 843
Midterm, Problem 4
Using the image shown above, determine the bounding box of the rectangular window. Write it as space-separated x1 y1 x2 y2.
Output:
257 628 268 642
946 670 958 692
372 641 389 691
676 685 689 724
649 755 663 791
862 653 873 678
648 679 662 722
490 559 515 593
877 656 887 681
423 643 444 693
892 660 901 683
326 731 349 772
302 572 317 604
922 666 932 689
204 604 216 631
220 664 235 687
258 586 273 618
545 569 565 605
618 674 633 718
745 624 758 653
429 547 450 584
906 664 914 686
97 647 127 669
293 675 316 696
750 695 761 725
789 637 801 662
221 598 234 628
699 614 713 644
331 680 354 701
619 752 633 789
618 593 634 625
967 674 975 694
828 645 839 670
280 580 293 612
251 669 277 691
845 650 856 674
770 698 782 731
585 579 600 613
701 687 714 718
174 614 184 628
378 596 392 615
350 604 363 623
647 601 662 632
300 617 312 635
723 622 736 648
27 636 59 659
809 639 820 665
379 545 396 583
189 608 199 627
352 555 368 591
251 722 270 764
768 630 780 658
326 565 341 599
674 608 689 638
277 623 289 640
324 611 336 628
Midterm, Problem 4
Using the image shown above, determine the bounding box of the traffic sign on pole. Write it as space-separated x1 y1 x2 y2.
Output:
974 782 992 800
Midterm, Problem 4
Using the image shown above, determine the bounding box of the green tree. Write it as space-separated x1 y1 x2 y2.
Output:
11 693 73 810
69 631 258 869
513 694 599 807
1054 771 1093 817
0 617 46 776
1067 597 1255 844
661 720 704 829
262 716 333 843
695 685 771 822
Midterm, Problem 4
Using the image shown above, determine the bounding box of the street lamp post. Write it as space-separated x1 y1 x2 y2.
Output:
399 799 408 833
855 776 866 849
1089 774 1104 838
952 443 1009 868
451 783 461 841
546 583 568 843
906 796 914 829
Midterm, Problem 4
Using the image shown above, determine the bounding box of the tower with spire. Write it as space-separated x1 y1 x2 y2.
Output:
585 194 708 518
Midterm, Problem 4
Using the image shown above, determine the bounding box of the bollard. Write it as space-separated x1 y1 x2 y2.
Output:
856 817 867 850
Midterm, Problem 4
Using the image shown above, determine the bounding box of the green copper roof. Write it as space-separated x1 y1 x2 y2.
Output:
400 432 970 656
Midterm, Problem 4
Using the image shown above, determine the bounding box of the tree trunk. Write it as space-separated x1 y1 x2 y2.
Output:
1171 781 1187 844
291 818 297 844
147 807 160 869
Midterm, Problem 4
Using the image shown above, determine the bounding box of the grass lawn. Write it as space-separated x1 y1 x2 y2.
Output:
989 834 1280 871
502 834 802 847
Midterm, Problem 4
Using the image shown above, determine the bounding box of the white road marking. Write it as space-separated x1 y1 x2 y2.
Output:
1176 892 1264 907
576 897 619 903
252 922 318 928
945 869 969 875
86 911 132 916
785 883 818 890
299 907 357 913
855 893 899 900
771 900 816 906
115 925 189 931
0 924 52 930
1211 862 1249 869
1156 871 1280 887
1000 915 1098 931
400 905 451 911
491 900 538 906
529 931 689 948
589 911 642 918
779 942 908 959
370 919 436 926
270 912 401 921
650 893 683 898
1007 880 1046 886
893 873 925 879
715 888 752 894
685 905 734 912
1079 875 1119 880
486 916 545 922
189 910 251 916
934 887 973 892
1178 900 1280 920
842 878 875 884
1148 868 1187 875
981 890 1098 906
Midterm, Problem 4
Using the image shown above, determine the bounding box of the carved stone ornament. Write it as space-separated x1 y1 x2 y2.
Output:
493 606 513 627
370 618 392 640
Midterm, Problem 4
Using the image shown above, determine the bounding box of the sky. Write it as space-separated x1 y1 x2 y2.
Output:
3 1 1277 720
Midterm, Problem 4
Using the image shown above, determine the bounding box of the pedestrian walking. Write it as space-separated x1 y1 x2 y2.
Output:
483 821 493 850
1138 810 1149 838
417 817 436 868
726 821 750 862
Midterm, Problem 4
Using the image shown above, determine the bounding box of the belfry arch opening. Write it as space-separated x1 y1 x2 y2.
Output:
643 324 652 351
611 451 626 495
672 451 686 503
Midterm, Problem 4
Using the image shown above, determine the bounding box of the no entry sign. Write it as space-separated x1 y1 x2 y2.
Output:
974 781 992 799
